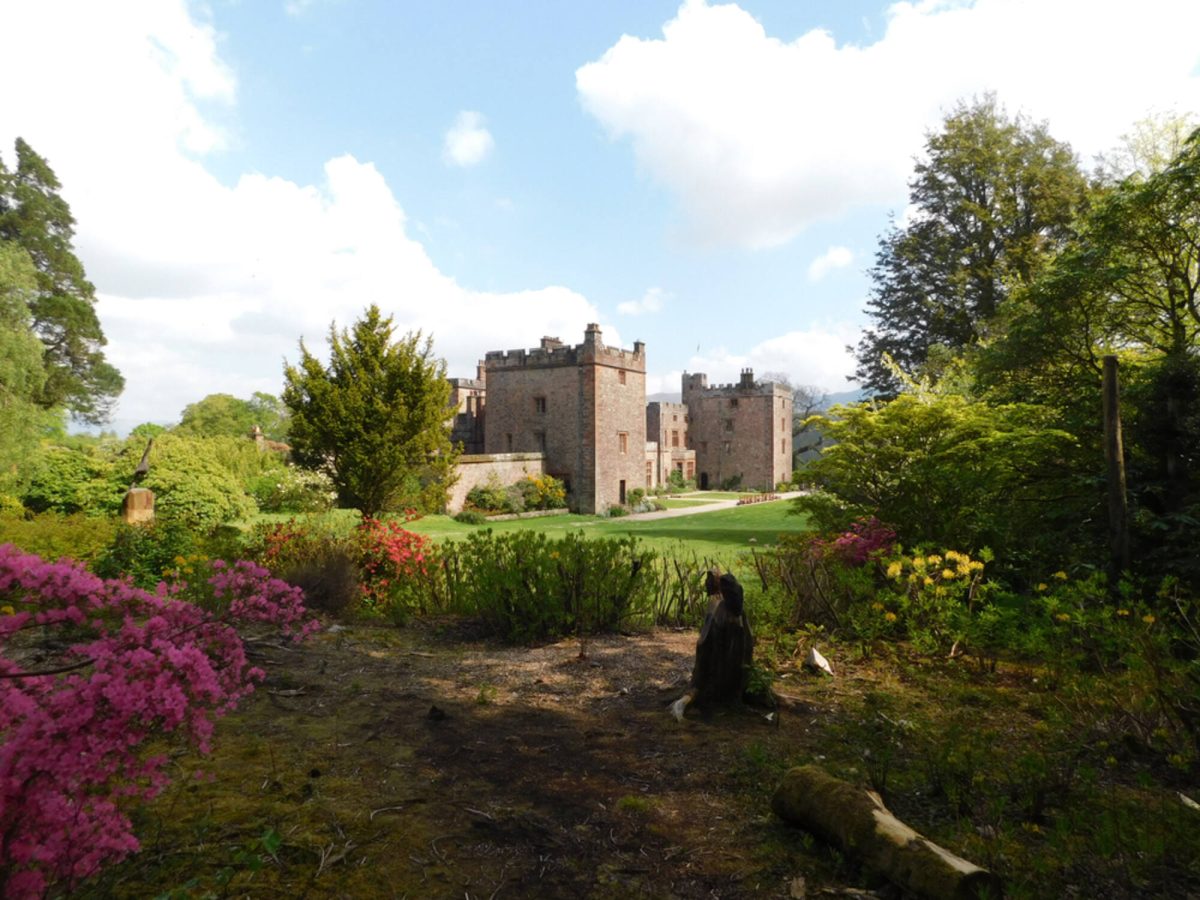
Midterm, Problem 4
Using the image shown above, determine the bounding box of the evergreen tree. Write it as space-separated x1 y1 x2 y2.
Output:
854 97 1088 396
282 306 457 516
0 138 123 423
0 241 60 492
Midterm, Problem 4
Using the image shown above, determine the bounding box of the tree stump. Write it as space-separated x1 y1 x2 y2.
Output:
772 765 1002 900
672 570 755 718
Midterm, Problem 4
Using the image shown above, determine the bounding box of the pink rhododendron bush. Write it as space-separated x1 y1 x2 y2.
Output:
0 544 320 898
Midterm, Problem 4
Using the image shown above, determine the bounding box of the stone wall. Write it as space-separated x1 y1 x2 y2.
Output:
683 369 792 491
646 401 694 486
447 452 546 513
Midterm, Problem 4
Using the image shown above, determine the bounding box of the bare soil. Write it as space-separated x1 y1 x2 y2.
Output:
96 622 860 899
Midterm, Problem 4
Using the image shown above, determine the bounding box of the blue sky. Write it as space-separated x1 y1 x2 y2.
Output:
2 0 1199 430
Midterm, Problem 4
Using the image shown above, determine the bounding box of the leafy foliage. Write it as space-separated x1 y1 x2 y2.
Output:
176 392 289 442
795 390 1077 570
0 139 122 422
283 306 458 516
854 96 1087 396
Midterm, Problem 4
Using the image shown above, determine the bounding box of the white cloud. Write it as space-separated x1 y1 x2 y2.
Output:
807 245 853 282
0 2 599 425
577 0 1200 248
649 322 859 396
617 286 668 316
443 111 495 167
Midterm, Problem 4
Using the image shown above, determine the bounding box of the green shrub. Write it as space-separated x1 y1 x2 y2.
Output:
606 505 628 518
94 520 202 590
627 487 646 507
249 466 336 513
720 474 743 491
0 511 119 565
434 532 656 642
454 509 487 525
22 446 122 516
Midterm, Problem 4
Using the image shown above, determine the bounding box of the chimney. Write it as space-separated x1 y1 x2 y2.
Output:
740 368 755 388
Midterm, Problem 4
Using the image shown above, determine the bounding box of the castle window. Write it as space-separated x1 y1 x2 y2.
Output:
723 441 731 454
724 419 733 432
535 396 546 414
781 417 786 430
536 431 546 452
618 370 627 385
671 430 680 448
619 432 628 454
672 414 678 422
505 433 513 451
781 439 786 453
730 398 739 408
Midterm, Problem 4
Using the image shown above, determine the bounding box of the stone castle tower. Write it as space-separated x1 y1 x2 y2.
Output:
682 368 793 491
482 324 646 514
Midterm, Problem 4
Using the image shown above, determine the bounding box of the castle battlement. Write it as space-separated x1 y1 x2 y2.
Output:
484 324 645 372
682 369 789 398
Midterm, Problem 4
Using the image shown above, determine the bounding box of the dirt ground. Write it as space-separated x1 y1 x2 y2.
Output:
98 622 868 899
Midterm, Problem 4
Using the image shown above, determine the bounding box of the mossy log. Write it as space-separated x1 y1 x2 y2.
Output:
772 765 1002 900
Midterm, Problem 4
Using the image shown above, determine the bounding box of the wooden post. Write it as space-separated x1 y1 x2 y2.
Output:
1102 355 1130 580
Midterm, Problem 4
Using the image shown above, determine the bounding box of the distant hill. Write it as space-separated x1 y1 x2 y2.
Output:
820 388 869 408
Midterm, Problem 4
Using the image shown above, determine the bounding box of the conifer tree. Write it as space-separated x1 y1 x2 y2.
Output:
283 305 457 516
0 138 123 423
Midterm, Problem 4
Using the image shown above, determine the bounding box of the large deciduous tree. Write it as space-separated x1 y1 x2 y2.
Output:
282 306 457 516
0 138 123 423
854 96 1088 396
176 391 289 441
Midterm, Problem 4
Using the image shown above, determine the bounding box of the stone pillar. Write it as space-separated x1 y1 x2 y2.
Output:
121 487 155 525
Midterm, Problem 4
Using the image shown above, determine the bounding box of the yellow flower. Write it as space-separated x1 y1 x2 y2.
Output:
969 560 985 572
886 561 902 579
1117 608 1130 617
1055 613 1071 623
1143 614 1156 625
926 555 942 566
1036 583 1048 592
871 601 884 611
923 576 934 586
174 555 187 565
944 551 964 563
884 612 898 623
941 568 956 580
0 605 13 616
1053 571 1068 581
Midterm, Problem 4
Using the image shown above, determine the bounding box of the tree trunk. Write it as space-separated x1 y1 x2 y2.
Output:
772 765 1002 900
1102 355 1130 581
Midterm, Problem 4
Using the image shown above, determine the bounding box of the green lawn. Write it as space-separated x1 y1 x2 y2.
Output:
404 499 807 562
243 497 809 564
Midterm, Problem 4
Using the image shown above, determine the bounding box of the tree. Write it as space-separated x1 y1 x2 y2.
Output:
978 127 1200 582
0 139 123 423
282 306 458 516
854 96 1088 396
176 391 288 441
0 241 60 494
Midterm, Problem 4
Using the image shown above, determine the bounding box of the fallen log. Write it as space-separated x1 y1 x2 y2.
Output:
772 765 1002 900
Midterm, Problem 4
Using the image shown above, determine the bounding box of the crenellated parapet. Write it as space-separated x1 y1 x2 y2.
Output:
485 324 646 372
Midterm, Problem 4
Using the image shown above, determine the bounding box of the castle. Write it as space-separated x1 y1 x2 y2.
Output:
448 325 792 514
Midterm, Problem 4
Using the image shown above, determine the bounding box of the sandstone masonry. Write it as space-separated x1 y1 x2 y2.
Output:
446 328 791 512
682 369 793 491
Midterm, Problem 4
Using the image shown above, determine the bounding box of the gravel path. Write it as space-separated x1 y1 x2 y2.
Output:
624 490 805 521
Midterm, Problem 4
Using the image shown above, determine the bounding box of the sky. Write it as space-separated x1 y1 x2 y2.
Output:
2 0 1199 432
